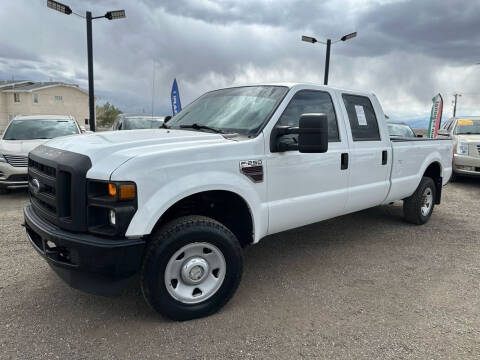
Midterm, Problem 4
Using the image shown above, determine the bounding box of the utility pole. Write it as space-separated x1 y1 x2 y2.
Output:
47 1 126 132
324 39 331 85
86 11 95 131
302 32 357 86
453 93 461 117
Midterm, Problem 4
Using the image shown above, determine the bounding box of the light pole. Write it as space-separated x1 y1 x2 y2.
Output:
302 32 357 85
47 0 126 131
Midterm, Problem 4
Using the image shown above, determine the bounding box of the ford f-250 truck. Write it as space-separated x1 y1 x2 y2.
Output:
24 83 453 320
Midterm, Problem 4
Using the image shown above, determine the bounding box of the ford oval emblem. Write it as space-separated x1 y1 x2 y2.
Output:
31 178 41 194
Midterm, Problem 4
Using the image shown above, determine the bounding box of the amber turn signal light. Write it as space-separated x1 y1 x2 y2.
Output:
118 184 136 200
108 183 117 197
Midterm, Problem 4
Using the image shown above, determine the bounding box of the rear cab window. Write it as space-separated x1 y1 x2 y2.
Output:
342 94 381 141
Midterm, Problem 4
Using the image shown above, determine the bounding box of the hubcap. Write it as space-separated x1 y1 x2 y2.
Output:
164 242 226 304
421 187 433 216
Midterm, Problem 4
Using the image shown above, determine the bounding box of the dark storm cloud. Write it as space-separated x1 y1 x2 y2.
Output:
2 0 480 120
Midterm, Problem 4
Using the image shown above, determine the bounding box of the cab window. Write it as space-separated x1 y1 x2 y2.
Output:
276 90 340 142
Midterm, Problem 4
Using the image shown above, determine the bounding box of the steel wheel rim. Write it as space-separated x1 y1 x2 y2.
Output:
421 187 433 216
164 242 226 304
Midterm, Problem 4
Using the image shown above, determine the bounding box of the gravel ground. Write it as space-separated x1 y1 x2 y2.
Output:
1 178 480 359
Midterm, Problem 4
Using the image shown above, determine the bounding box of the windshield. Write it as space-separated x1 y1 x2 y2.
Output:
124 117 164 130
388 123 415 137
455 119 480 135
167 86 288 135
3 119 79 140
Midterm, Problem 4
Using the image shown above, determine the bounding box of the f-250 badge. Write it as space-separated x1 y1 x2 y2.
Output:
239 160 263 183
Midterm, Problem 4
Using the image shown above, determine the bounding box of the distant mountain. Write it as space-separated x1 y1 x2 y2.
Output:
388 114 451 130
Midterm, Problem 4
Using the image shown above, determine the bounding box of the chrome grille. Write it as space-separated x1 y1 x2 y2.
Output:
4 154 28 167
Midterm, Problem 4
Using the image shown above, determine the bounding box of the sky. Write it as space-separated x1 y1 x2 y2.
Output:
1 0 480 127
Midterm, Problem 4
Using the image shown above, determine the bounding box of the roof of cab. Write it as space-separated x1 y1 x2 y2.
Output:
215 82 374 97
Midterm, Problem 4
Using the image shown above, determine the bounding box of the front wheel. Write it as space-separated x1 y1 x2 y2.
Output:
403 176 436 225
141 215 243 321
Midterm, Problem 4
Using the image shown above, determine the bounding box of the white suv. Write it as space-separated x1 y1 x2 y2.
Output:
0 115 83 193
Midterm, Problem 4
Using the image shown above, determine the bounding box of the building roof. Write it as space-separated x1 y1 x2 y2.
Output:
0 80 33 90
0 81 88 95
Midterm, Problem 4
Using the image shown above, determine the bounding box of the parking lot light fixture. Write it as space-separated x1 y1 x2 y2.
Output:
301 31 357 85
340 32 357 42
47 2 126 132
105 10 126 20
302 35 318 44
47 0 72 15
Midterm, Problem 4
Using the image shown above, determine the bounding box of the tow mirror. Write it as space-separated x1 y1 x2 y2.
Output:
298 113 328 153
274 113 329 153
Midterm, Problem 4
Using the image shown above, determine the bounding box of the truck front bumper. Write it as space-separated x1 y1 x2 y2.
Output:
453 154 480 177
24 204 145 297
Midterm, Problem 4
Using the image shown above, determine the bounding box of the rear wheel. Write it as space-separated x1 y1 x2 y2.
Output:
403 177 436 225
141 215 243 321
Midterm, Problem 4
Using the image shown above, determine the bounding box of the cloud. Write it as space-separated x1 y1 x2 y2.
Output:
1 0 480 123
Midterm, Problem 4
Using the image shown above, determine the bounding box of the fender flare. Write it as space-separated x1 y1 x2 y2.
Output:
125 171 267 242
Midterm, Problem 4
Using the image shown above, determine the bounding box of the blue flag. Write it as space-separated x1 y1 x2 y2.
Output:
171 78 182 115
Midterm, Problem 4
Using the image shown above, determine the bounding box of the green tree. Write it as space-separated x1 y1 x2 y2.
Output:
96 102 122 128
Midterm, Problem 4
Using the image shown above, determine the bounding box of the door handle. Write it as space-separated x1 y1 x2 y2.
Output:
341 153 349 170
382 150 388 165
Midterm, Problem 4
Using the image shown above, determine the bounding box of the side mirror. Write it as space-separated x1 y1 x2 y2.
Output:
298 113 328 153
416 134 423 138
437 129 449 137
164 115 172 124
80 125 86 133
273 113 329 153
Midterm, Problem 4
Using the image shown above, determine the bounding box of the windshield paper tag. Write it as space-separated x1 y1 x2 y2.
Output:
458 120 473 126
355 105 368 126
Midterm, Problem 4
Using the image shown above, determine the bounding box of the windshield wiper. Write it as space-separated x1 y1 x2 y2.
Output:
180 123 225 134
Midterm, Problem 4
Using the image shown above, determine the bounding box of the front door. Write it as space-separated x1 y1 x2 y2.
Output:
266 89 350 235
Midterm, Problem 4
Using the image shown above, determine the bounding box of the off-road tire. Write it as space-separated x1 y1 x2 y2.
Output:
141 215 243 321
403 176 436 225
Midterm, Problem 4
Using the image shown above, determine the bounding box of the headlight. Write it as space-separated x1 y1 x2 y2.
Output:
0 155 6 163
87 180 137 237
456 142 469 155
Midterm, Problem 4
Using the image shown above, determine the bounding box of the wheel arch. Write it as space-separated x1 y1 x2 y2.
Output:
422 161 443 204
150 190 256 248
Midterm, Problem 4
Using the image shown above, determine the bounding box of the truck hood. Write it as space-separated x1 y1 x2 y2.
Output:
45 129 230 179
0 139 49 156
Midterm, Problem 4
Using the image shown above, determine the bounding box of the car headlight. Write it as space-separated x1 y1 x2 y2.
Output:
0 155 6 163
456 142 469 155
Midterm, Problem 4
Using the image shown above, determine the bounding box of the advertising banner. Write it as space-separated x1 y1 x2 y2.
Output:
427 93 443 138
171 78 182 115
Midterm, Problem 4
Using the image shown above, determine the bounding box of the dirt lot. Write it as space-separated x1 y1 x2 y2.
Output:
1 179 480 359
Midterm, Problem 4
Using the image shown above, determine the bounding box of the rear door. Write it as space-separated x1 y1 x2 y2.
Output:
266 89 350 234
340 93 391 212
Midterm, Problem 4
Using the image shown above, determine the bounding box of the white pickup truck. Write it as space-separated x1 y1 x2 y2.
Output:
24 83 453 320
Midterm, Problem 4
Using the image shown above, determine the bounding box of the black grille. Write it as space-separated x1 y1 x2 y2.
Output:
29 158 56 178
28 145 91 232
